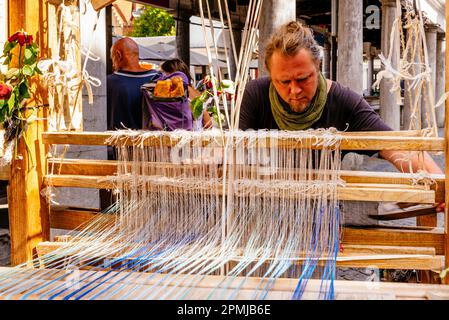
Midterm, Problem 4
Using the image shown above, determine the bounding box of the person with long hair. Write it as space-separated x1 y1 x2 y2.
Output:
160 58 213 130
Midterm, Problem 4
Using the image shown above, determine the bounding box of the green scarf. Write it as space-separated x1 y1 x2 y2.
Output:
270 72 328 131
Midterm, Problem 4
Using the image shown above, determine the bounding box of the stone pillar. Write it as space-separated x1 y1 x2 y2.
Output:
337 0 363 94
259 0 296 76
436 32 445 128
421 24 438 128
322 39 331 79
176 13 190 67
380 0 400 130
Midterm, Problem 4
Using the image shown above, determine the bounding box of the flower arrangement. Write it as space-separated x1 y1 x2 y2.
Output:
0 31 42 161
191 75 234 124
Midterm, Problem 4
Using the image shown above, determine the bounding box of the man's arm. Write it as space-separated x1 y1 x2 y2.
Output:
379 150 444 211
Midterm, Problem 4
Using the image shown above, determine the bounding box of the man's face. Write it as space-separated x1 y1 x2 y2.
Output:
268 49 320 113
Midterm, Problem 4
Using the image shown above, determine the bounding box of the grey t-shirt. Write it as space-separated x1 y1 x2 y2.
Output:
239 76 392 133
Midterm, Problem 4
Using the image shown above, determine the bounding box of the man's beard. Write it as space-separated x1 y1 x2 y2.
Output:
289 99 309 113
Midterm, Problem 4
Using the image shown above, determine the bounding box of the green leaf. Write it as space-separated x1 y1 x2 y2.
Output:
23 48 36 65
7 92 16 114
22 65 34 76
3 41 15 55
19 82 30 99
191 96 205 120
24 47 33 60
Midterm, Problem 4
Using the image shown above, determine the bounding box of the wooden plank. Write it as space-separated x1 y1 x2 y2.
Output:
444 0 449 285
91 0 115 11
47 159 447 203
8 114 49 266
35 240 442 271
341 171 445 203
340 244 435 255
43 174 436 204
50 208 111 230
4 266 449 300
336 256 443 270
7 0 50 266
342 227 445 255
42 131 445 151
338 187 435 203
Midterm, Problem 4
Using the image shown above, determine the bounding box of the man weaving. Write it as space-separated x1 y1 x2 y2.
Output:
239 21 444 212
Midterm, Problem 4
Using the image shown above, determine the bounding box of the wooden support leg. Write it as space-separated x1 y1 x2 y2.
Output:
7 0 50 266
8 116 50 266
444 0 449 285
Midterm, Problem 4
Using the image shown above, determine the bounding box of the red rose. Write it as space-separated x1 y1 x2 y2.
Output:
0 83 12 100
8 31 32 46
8 32 19 43
17 33 27 46
203 75 213 90
26 35 33 46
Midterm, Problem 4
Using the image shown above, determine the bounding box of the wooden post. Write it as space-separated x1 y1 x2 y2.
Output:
444 1 449 285
7 0 50 265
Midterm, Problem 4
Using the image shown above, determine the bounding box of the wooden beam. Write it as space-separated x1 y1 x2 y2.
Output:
7 0 50 266
47 208 445 258
342 227 445 255
444 0 449 285
2 266 449 300
35 240 442 271
50 207 110 230
91 0 115 11
43 174 436 204
47 158 446 203
42 131 445 151
335 256 443 270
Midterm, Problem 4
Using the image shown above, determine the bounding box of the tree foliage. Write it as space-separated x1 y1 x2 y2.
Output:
129 6 176 37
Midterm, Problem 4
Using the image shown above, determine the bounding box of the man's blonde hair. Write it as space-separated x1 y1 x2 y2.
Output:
264 21 322 71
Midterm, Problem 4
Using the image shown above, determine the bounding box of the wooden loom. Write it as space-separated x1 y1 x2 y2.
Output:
1 0 449 300
1 128 449 300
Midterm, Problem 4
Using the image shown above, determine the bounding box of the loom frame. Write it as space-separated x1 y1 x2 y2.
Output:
1 0 449 299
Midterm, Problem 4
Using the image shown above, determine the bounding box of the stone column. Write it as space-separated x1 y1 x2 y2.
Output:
337 0 363 94
421 24 438 128
322 39 331 79
436 32 445 128
259 0 296 76
176 13 190 67
380 0 400 130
